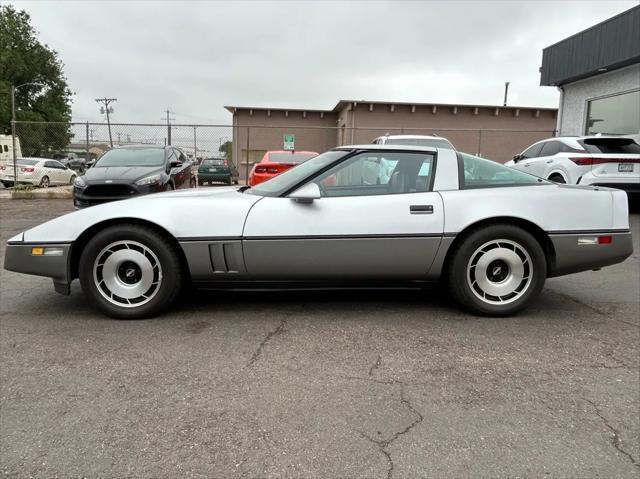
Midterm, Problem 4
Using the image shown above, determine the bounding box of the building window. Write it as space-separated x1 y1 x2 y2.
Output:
586 90 640 136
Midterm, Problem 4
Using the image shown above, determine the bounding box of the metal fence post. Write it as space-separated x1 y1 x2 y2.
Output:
85 122 90 165
245 126 250 184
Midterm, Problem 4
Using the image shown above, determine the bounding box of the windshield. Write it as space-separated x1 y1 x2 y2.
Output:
578 138 640 154
202 159 226 166
248 150 350 197
385 138 454 149
95 148 165 167
268 152 317 164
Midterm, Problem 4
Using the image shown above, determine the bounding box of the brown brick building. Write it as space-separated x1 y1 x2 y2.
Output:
225 100 557 170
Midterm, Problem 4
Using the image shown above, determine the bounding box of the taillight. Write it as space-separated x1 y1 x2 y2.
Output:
570 157 640 166
224 160 228 165
266 167 279 173
20 167 35 173
578 235 613 245
255 166 267 173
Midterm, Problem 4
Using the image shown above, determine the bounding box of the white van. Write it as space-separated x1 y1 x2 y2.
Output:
0 135 22 165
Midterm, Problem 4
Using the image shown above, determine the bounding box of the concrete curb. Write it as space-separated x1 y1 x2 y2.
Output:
10 186 73 200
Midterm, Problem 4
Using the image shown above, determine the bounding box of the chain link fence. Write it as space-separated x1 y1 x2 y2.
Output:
1 121 554 189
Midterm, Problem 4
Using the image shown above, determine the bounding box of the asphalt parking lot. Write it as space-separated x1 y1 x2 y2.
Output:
1 199 638 478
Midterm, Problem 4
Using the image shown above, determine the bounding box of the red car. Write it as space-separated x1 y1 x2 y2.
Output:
248 150 318 186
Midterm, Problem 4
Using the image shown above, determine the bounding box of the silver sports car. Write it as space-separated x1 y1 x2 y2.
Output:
4 146 633 319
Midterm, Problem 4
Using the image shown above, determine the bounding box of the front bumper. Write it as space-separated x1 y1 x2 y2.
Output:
549 231 633 277
73 182 164 208
4 242 72 294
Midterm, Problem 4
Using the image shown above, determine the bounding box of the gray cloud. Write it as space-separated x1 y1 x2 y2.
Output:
9 0 637 124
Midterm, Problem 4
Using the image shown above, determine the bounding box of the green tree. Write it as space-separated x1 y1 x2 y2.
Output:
0 5 72 155
219 140 232 160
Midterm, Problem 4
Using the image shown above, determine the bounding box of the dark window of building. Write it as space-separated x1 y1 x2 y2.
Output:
586 90 640 135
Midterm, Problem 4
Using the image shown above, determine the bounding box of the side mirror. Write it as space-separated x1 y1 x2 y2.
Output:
289 182 321 203
170 160 182 168
512 154 522 162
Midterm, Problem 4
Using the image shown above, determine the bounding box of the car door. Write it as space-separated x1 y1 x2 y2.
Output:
242 151 445 279
42 161 62 184
528 140 563 178
172 148 190 189
513 142 544 173
53 160 73 184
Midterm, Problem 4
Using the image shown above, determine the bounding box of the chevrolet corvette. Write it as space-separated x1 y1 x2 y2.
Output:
4 146 633 318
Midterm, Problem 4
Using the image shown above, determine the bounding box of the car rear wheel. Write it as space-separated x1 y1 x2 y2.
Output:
548 174 566 184
40 176 50 188
79 224 184 319
447 224 546 316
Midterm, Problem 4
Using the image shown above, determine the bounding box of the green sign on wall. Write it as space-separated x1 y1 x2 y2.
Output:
283 134 295 150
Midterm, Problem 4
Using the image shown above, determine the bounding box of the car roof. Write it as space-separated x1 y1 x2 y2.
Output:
335 144 438 152
16 157 47 162
376 134 450 141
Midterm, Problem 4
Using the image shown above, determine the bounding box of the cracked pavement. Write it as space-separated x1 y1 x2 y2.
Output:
1 199 639 478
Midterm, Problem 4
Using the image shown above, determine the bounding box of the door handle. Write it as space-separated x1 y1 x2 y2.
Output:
410 205 433 214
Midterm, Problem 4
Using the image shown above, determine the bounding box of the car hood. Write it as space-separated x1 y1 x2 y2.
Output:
84 166 164 183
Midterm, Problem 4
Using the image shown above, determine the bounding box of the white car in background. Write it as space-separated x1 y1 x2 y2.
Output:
0 157 78 188
506 136 640 195
372 134 456 150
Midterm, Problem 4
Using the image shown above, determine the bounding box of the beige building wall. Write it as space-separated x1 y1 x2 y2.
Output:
227 101 557 171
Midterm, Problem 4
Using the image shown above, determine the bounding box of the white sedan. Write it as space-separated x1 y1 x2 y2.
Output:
506 136 640 194
4 146 633 319
0 157 78 188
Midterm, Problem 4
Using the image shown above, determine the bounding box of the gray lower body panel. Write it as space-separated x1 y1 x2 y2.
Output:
4 243 72 294
180 236 448 281
549 232 633 277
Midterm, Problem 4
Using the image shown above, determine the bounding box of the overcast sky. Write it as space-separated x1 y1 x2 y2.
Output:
8 0 638 125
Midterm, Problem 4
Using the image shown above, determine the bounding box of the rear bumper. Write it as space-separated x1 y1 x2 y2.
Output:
248 172 275 186
197 173 231 182
4 242 72 294
578 173 640 193
549 231 633 277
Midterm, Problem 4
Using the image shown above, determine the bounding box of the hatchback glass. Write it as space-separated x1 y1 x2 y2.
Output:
384 138 454 149
268 152 317 163
202 159 226 166
578 138 640 154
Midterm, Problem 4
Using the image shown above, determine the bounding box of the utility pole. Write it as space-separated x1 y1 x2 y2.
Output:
95 97 117 147
503 82 510 107
162 109 175 145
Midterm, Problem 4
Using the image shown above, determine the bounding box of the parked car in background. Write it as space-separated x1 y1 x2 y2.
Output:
248 150 318 186
53 152 87 173
506 136 640 194
0 158 77 188
73 145 193 208
4 145 632 319
0 134 22 164
372 134 456 150
197 157 239 185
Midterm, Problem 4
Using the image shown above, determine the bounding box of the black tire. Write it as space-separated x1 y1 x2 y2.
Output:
78 224 184 319
40 176 50 188
548 174 566 184
447 224 546 316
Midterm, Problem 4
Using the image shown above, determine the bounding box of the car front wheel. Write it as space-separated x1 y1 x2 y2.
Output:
78 224 184 319
447 225 546 316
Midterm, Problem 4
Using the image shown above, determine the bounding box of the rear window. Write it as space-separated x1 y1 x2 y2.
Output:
268 152 317 164
579 138 640 154
385 138 454 149
16 159 39 166
203 159 226 166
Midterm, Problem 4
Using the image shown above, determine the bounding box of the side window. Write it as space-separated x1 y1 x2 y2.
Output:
175 149 186 163
54 161 66 169
539 141 561 157
461 153 544 188
166 149 177 165
44 161 57 168
311 151 435 197
521 143 544 159
3 145 7 152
